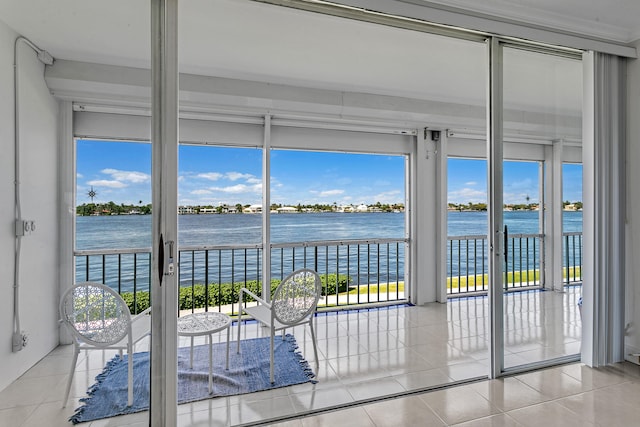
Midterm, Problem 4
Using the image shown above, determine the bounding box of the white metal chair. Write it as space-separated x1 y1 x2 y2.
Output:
59 282 150 407
237 268 321 383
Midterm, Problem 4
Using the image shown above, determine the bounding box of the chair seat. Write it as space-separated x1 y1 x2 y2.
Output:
243 304 288 330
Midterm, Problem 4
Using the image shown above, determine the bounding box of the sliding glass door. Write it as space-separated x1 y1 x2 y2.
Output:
499 45 583 371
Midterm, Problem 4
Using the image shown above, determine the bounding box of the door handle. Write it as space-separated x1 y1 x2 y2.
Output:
503 225 508 263
157 234 176 286
166 240 175 276
158 234 164 285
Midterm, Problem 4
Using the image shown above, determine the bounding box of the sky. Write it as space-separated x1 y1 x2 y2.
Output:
76 140 583 207
447 159 583 205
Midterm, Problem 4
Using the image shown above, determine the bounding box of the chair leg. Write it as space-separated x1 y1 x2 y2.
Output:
237 309 242 354
190 336 194 368
62 344 80 408
208 333 213 394
225 325 230 370
309 318 320 371
270 330 275 384
127 346 133 406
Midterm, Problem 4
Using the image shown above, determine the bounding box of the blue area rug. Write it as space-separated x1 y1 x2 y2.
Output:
70 334 316 424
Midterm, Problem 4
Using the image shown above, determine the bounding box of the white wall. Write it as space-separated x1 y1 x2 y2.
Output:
0 20 60 392
626 42 640 362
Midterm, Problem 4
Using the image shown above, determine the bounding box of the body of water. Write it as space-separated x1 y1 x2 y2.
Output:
75 211 583 292
76 211 583 249
76 212 408 250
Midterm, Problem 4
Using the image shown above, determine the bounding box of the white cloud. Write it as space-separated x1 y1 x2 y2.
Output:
87 179 128 189
448 187 486 203
226 172 254 181
77 173 83 179
372 190 402 203
318 189 344 197
101 168 150 183
504 178 538 204
505 178 535 191
335 177 353 186
210 183 261 194
465 181 477 186
197 172 223 181
191 189 212 195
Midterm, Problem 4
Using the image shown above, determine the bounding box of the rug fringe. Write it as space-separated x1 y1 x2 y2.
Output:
69 354 122 424
284 334 319 384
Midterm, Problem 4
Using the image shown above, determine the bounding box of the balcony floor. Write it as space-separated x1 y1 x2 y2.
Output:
3 285 627 427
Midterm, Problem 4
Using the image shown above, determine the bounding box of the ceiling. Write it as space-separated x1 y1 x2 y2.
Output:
1 0 638 68
422 0 640 44
0 0 600 116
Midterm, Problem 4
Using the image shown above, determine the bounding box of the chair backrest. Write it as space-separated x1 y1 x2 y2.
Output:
272 268 321 326
59 282 132 347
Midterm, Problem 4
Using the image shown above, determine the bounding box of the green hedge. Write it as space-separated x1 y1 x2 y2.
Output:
121 291 150 315
121 273 351 313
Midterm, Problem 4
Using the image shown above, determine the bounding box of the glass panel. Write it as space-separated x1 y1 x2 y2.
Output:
447 158 488 295
270 150 406 307
563 163 583 331
75 139 152 310
177 145 262 316
502 47 583 369
74 138 154 422
447 159 543 295
179 0 488 422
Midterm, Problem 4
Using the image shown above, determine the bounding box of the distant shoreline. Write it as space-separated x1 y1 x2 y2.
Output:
77 209 582 216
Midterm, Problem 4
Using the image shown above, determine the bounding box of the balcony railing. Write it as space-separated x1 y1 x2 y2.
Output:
563 232 582 284
75 232 582 312
270 239 407 307
177 243 262 316
75 238 408 315
74 248 152 314
447 232 583 295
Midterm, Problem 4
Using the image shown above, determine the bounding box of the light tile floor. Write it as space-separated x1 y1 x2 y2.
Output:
0 286 608 427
